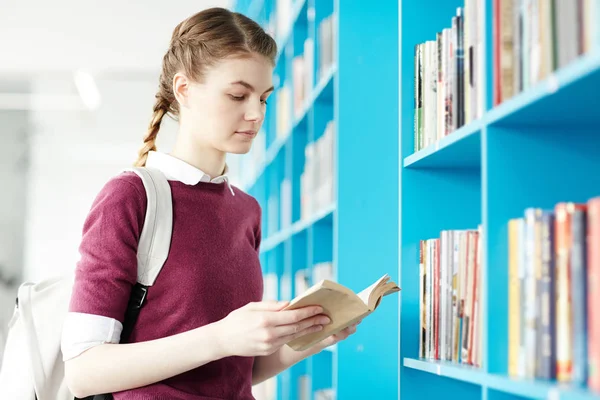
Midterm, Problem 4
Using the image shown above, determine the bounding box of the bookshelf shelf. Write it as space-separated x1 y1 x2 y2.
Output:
403 120 482 169
484 52 600 128
404 358 600 400
260 203 335 254
403 358 486 386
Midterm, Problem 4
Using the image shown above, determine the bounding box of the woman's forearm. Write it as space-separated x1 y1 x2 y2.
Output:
252 343 326 385
65 321 227 398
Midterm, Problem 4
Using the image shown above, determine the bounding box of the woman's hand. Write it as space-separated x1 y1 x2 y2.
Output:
214 300 331 357
316 319 362 349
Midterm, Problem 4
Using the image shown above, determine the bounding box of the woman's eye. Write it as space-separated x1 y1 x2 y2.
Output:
261 99 268 105
229 94 245 101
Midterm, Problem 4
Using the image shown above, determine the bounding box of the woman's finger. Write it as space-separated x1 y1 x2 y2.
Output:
277 323 325 346
273 315 330 337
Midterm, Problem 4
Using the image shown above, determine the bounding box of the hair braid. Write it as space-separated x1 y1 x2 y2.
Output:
134 94 170 167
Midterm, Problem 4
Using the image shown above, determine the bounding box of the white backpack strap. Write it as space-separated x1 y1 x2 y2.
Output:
17 282 47 399
123 167 173 286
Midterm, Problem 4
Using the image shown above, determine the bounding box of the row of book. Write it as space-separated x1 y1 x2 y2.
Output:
419 227 482 367
414 1 485 152
278 12 336 141
494 0 600 105
508 197 600 392
292 39 314 120
301 121 335 220
265 120 334 236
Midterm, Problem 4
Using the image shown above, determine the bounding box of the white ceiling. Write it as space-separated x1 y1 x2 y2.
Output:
0 0 233 107
1 0 233 77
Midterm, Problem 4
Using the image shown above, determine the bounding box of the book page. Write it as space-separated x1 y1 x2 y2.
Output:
357 274 389 305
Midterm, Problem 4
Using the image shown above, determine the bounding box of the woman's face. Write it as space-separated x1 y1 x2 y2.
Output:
175 53 274 155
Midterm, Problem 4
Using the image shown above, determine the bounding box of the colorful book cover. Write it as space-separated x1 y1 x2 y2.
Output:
572 207 588 385
434 238 441 360
467 229 480 365
538 210 555 380
508 218 523 377
456 7 465 128
452 230 461 362
524 208 539 378
414 44 422 152
440 231 448 361
555 202 586 381
420 240 426 358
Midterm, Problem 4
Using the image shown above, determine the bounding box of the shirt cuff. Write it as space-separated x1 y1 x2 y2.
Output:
61 312 123 361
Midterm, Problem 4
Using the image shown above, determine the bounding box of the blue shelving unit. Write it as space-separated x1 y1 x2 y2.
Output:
400 2 600 400
233 1 399 399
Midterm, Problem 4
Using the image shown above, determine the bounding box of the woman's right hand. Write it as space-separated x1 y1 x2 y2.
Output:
214 300 330 357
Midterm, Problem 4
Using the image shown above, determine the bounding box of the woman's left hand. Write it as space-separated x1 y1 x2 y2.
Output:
317 320 362 349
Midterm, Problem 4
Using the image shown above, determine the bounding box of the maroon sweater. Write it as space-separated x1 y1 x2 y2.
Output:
69 172 263 399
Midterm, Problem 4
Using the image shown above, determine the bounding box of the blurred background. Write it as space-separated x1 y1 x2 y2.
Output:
0 0 239 350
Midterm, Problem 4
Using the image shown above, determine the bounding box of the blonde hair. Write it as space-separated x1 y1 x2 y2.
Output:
134 7 277 167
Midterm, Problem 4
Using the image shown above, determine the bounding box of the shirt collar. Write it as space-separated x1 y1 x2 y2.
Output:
145 151 229 186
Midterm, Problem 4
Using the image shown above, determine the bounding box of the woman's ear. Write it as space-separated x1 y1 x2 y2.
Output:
173 73 190 109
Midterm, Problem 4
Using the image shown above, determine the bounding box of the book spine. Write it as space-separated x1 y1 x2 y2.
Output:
514 0 523 94
464 0 471 124
572 207 588 385
500 0 516 103
460 231 473 364
423 240 433 358
529 0 541 85
437 32 444 142
434 238 441 360
538 211 555 380
451 16 458 132
444 28 452 136
452 231 461 362
440 231 448 361
467 230 480 365
420 240 426 358
556 203 574 382
430 40 439 146
414 45 421 152
588 198 600 391
456 8 465 129
524 208 538 378
493 0 501 105
446 231 454 361
508 218 522 377
517 217 527 377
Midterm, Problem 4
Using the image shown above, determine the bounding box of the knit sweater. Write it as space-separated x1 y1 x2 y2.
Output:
67 168 263 399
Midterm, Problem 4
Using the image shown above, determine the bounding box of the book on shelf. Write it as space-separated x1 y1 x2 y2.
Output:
300 121 335 220
413 3 485 153
419 227 483 367
493 0 600 106
318 13 336 80
284 274 400 351
507 196 600 393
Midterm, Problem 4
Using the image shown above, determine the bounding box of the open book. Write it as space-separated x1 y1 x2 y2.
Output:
283 274 400 351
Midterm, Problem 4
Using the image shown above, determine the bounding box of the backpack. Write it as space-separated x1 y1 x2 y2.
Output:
0 167 173 400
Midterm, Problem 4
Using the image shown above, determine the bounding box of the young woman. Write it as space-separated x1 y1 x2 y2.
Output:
61 7 359 399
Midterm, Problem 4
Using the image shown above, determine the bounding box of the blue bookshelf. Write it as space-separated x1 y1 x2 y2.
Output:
400 2 600 400
234 1 399 400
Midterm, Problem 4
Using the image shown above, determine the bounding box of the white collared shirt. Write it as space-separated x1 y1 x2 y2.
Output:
146 151 235 195
145 151 229 185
